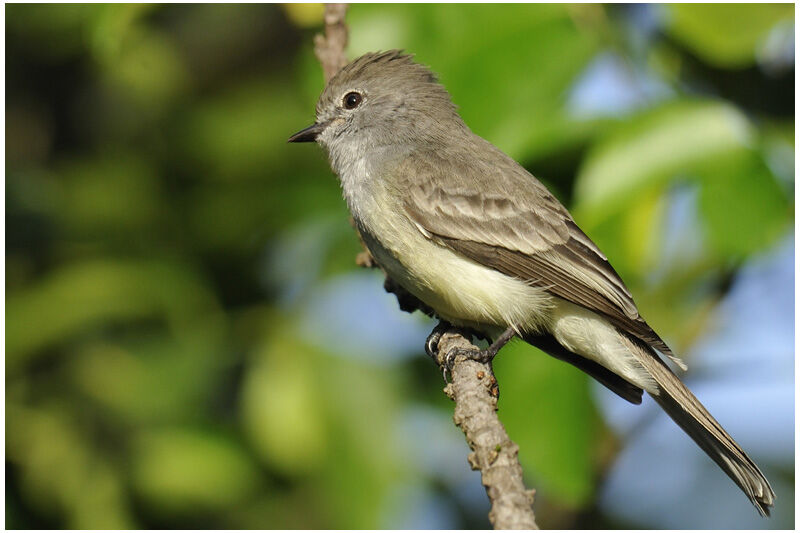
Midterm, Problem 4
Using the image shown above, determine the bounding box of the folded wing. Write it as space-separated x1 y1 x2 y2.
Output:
396 147 676 361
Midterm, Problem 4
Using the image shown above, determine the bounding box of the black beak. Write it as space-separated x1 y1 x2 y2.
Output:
288 122 326 143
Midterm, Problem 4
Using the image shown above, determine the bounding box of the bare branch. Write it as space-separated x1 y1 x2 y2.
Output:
313 3 382 271
432 329 539 530
314 3 349 82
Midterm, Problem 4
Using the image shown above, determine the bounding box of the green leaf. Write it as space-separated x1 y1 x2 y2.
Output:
131 427 260 514
240 312 406 528
7 403 135 529
6 259 221 370
574 100 755 225
697 151 790 257
69 326 227 424
240 320 329 475
666 4 794 68
573 99 791 268
313 353 405 528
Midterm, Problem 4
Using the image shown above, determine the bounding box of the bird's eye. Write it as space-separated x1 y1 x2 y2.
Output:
343 91 363 110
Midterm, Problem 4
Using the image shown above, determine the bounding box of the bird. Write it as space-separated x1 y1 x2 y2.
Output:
288 50 775 516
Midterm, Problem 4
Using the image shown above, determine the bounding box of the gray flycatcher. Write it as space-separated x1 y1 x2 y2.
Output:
288 50 774 516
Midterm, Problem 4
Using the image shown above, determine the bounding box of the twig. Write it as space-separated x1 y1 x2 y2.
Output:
312 4 378 270
432 329 539 530
308 4 537 529
314 3 349 82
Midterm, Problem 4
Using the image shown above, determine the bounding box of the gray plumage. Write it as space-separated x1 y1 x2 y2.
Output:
397 148 677 359
289 50 775 516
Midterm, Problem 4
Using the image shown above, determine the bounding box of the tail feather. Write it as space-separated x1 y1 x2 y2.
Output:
620 333 775 516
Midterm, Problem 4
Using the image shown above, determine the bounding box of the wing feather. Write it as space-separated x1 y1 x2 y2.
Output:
396 146 676 360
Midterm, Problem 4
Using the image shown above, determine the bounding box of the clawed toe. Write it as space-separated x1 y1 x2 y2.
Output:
442 347 492 381
427 323 516 383
425 321 452 360
426 330 443 359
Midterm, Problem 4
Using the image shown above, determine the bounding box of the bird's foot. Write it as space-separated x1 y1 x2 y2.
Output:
429 325 517 382
443 327 514 370
425 321 452 359
441 346 491 377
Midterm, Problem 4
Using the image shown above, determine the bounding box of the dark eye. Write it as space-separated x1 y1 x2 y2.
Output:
343 91 362 110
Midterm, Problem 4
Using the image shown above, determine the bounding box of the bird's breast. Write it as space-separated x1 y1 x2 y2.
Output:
349 185 554 334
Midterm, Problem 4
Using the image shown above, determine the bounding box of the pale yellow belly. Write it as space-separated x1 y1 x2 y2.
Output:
350 192 657 389
356 210 555 335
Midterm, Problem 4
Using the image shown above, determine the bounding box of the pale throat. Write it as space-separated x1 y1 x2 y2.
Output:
325 135 403 228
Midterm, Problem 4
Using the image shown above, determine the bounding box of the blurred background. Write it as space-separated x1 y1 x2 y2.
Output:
5 3 795 529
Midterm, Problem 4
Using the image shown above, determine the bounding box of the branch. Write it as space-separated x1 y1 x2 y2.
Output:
314 3 349 82
312 4 381 272
432 329 539 530
309 5 537 528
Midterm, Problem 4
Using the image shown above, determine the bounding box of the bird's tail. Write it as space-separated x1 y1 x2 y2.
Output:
620 333 775 516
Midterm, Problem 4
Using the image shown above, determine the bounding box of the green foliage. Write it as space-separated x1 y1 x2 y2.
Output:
6 3 793 529
240 319 330 475
131 428 262 514
347 4 604 158
575 100 756 220
696 150 790 257
6 258 223 370
573 100 790 284
496 341 601 507
667 4 793 68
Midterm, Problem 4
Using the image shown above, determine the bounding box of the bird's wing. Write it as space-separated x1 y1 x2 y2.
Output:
396 148 676 359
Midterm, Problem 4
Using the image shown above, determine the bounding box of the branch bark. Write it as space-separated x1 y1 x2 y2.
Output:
314 3 349 82
309 4 537 529
432 329 539 529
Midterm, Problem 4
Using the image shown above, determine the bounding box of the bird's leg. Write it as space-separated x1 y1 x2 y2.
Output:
442 326 517 379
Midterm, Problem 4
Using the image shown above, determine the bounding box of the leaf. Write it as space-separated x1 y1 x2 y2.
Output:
178 78 316 180
131 427 261 514
666 4 794 68
7 403 135 528
69 326 227 424
240 312 406 528
240 319 329 475
574 100 755 226
6 259 221 370
697 150 790 257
